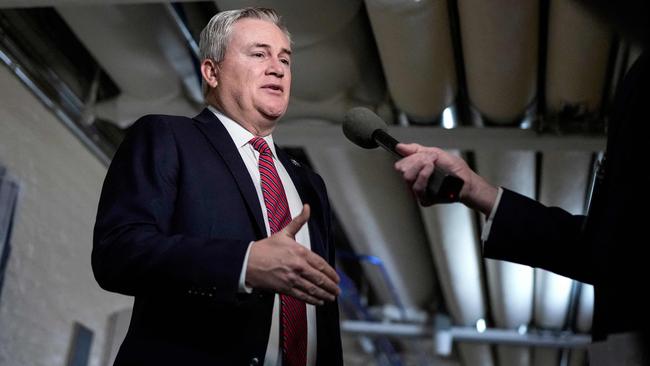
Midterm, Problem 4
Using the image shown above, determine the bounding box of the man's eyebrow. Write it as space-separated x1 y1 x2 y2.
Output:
250 43 292 56
251 42 270 49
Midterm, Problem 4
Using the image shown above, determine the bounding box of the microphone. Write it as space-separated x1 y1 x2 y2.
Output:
343 107 463 204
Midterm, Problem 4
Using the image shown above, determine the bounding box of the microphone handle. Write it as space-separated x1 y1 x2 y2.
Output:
372 129 463 204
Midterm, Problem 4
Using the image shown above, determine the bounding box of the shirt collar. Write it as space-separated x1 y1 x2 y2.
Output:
207 105 277 157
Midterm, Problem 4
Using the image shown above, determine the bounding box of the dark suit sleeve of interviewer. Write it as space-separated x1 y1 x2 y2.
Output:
92 115 249 302
483 188 592 284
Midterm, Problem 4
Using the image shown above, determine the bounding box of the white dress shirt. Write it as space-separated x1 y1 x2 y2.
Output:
481 187 504 242
208 106 317 366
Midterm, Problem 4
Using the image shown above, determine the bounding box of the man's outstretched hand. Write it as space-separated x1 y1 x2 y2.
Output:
246 204 340 305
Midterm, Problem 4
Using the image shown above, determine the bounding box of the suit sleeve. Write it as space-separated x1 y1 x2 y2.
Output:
483 189 593 284
92 115 249 302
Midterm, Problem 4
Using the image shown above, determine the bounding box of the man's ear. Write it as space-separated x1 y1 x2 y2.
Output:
201 59 219 89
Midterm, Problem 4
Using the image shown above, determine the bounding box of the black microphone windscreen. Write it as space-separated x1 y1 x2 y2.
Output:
342 107 387 149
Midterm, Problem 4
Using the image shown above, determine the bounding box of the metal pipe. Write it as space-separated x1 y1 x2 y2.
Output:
163 3 200 58
341 320 591 348
447 327 591 348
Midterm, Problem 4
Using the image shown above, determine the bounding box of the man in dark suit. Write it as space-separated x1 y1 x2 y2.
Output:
394 1 649 363
93 8 343 366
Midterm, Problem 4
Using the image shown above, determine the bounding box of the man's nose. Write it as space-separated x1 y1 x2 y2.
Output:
266 58 285 78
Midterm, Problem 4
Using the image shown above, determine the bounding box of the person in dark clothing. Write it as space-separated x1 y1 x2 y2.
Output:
395 1 650 363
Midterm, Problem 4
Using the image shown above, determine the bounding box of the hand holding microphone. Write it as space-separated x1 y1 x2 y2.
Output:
342 107 464 205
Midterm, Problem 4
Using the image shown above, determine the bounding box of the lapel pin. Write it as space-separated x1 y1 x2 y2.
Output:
290 159 301 167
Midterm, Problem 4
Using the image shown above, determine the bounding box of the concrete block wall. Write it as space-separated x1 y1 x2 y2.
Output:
0 66 132 366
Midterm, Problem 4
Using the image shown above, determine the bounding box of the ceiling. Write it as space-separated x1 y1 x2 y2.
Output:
0 0 637 365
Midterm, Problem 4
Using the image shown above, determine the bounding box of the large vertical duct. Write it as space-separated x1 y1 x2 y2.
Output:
306 147 435 309
456 344 494 366
532 349 559 366
420 150 493 366
575 284 594 334
365 0 457 121
458 0 539 124
569 284 594 365
533 152 591 366
476 151 537 366
545 0 612 117
57 4 201 127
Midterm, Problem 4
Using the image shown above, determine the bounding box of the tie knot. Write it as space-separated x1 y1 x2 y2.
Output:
250 137 271 155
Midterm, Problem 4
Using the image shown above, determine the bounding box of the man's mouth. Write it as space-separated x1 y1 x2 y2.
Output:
261 84 284 94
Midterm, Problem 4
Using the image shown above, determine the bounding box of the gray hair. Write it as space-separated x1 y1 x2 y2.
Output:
199 7 292 97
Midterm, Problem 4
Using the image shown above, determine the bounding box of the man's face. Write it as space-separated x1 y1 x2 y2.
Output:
213 18 292 133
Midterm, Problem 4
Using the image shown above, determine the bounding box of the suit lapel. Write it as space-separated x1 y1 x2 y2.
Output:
192 108 266 238
276 147 327 259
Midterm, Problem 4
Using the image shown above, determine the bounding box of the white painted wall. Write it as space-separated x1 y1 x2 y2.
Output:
0 66 132 366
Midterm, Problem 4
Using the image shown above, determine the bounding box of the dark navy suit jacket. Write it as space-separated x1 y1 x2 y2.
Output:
484 53 650 343
93 108 343 365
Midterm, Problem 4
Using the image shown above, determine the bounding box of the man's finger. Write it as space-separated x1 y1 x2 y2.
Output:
293 274 336 302
305 252 340 285
283 204 311 238
301 268 340 298
290 287 324 306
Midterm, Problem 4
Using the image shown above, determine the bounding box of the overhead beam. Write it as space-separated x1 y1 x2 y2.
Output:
275 123 606 152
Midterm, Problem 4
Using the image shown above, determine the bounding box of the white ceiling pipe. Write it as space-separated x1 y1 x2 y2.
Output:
283 95 393 125
477 150 537 366
532 348 559 366
421 195 495 365
418 150 491 366
304 147 436 309
569 284 593 366
535 152 591 329
568 349 587 366
533 270 573 328
57 4 200 127
457 343 495 366
545 0 613 115
486 257 534 366
458 0 539 123
575 284 594 333
215 0 362 48
498 345 532 365
365 0 457 121
421 203 484 324
477 151 536 328
216 0 386 119
285 13 386 107
532 152 591 366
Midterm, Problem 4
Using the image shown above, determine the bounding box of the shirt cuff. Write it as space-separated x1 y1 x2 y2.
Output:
238 241 254 294
480 187 504 242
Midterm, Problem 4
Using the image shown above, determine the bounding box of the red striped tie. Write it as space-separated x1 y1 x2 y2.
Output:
250 137 307 366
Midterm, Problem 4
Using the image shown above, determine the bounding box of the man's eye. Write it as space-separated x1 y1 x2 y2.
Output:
253 52 264 58
281 59 290 65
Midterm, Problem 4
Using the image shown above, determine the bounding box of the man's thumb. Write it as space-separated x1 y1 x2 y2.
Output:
283 204 310 238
